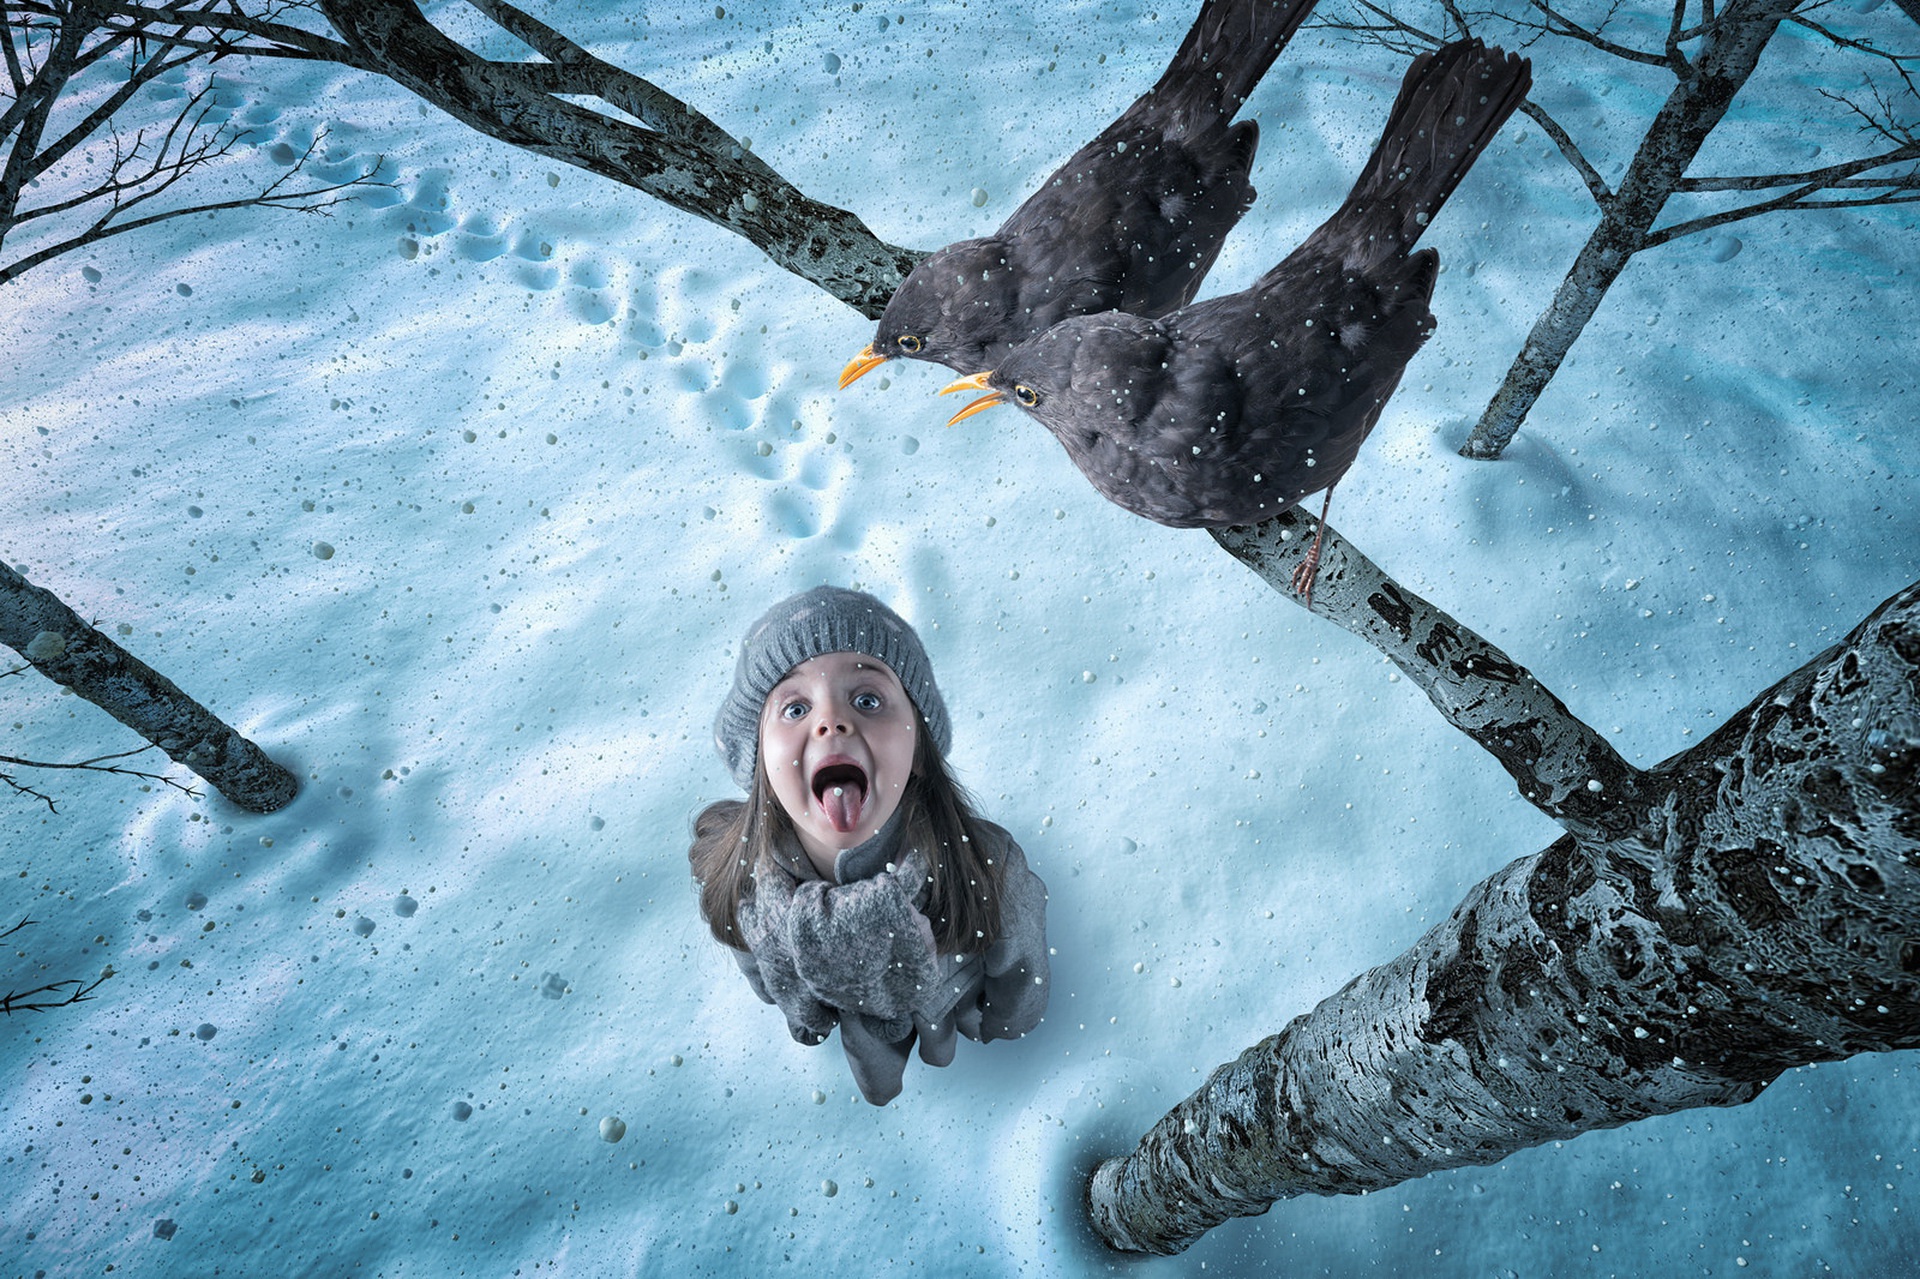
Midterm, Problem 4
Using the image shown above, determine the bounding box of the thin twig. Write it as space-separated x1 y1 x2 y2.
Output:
1521 100 1612 203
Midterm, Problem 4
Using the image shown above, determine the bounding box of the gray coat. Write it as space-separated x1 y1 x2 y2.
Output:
733 810 1049 1105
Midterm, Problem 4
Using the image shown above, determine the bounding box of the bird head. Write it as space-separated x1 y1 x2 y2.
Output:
840 238 1017 387
939 315 1162 435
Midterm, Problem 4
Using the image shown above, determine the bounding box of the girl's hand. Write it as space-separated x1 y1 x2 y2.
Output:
885 846 934 910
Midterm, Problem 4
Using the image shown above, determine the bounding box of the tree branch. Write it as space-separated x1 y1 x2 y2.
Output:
0 557 298 811
1527 0 1673 68
1520 99 1612 203
1646 152 1920 245
304 0 920 317
0 919 113 1015
0 745 204 808
1090 577 1920 1254
1211 512 1648 841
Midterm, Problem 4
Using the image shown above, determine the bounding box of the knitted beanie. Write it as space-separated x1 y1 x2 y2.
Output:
714 585 950 789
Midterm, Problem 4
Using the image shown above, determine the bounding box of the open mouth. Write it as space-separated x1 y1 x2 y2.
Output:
810 760 870 834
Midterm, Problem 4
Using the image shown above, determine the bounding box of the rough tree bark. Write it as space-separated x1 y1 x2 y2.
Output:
0 559 298 813
1082 511 1920 1254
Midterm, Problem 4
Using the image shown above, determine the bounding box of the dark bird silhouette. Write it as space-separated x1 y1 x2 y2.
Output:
839 0 1323 388
941 39 1531 603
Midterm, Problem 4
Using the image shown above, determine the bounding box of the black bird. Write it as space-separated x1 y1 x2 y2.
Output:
839 0 1323 388
941 40 1531 603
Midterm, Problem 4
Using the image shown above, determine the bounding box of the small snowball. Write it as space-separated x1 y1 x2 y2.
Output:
451 1101 473 1121
394 894 419 918
154 1219 178 1240
23 631 64 661
185 892 208 911
822 1179 838 1197
311 542 335 561
823 52 841 74
599 1116 627 1143
353 916 375 937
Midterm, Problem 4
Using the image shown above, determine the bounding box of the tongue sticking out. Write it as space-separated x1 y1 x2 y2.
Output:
812 764 868 834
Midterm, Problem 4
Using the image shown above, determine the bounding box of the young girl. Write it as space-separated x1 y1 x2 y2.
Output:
690 585 1049 1105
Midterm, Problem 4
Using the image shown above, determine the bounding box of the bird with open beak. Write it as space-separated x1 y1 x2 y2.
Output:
838 0 1323 390
939 40 1532 606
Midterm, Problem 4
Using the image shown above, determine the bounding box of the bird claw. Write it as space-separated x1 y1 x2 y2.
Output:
1290 547 1321 609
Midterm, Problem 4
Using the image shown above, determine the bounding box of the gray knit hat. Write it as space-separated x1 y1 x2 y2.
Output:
714 585 950 789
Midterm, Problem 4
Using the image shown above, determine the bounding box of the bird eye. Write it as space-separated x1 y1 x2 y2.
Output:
896 335 923 354
1014 384 1040 408
852 691 882 713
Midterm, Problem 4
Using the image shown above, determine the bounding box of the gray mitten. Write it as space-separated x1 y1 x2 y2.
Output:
786 848 939 1027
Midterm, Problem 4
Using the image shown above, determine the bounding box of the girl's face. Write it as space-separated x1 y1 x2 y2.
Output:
760 651 919 870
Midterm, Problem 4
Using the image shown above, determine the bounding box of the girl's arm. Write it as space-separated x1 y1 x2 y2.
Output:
975 827 1051 1040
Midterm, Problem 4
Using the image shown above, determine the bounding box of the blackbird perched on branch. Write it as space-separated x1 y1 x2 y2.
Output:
839 0 1324 388
941 39 1531 604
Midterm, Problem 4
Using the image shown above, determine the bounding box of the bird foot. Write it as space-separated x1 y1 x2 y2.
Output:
1290 532 1325 609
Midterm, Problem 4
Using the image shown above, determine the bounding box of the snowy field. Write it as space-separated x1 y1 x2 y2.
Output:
4 2 1918 1275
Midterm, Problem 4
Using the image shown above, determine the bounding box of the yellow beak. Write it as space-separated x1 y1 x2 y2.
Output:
939 370 1005 426
838 345 888 389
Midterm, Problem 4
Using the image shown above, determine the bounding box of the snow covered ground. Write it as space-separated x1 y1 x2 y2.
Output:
4 2 1917 1275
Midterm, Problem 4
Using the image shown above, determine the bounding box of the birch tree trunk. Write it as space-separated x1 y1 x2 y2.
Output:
1085 514 1920 1254
1459 0 1789 459
0 559 299 813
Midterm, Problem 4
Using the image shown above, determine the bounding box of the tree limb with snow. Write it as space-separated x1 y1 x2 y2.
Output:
1087 525 1920 1254
0 558 297 813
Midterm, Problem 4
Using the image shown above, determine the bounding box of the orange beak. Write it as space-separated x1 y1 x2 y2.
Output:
838 345 888 389
939 370 1004 426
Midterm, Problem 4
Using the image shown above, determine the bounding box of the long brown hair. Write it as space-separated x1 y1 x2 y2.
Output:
688 709 1005 957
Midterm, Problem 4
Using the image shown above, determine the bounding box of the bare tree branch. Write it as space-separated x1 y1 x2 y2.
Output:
299 0 921 316
0 745 204 810
1211 513 1648 841
1527 0 1673 68
1520 99 1612 202
1785 10 1919 98
1 769 60 813
2 4 388 284
0 919 113 1015
0 557 298 812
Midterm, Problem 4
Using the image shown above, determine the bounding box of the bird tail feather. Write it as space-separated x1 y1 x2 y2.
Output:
1154 0 1323 120
1317 39 1531 271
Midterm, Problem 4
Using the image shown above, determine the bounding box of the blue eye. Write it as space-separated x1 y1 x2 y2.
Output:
852 691 882 713
780 700 809 720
